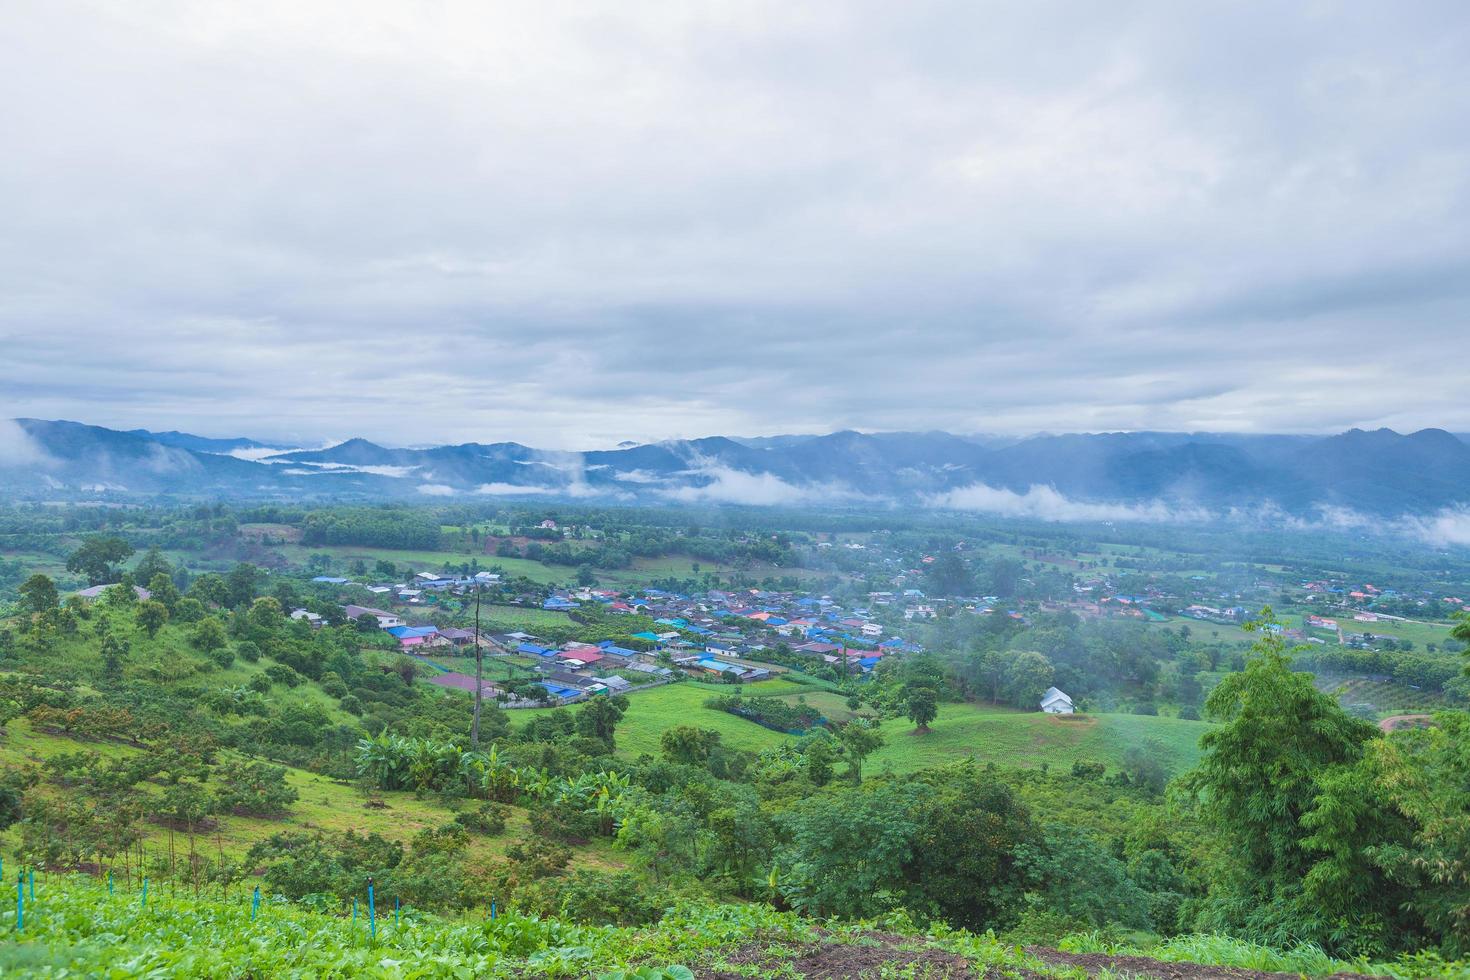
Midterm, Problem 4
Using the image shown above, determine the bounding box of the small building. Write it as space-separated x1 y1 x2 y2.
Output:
289 608 323 628
1039 687 1075 715
343 605 403 629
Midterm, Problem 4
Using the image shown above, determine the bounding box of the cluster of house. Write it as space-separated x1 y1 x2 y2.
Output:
305 577 940 707
536 585 928 671
312 571 503 606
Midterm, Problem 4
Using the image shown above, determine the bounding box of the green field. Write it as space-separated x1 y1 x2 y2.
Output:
864 702 1208 776
515 682 1210 776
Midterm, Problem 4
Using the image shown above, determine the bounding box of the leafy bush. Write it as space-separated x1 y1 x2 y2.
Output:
454 802 509 835
214 760 299 817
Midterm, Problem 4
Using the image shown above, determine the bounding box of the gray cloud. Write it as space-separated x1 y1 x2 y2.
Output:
1 2 1468 446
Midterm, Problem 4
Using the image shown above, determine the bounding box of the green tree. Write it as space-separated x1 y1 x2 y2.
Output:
1002 650 1055 709
902 766 1039 930
190 615 228 653
925 552 974 597
136 599 170 638
1178 620 1376 945
19 573 59 615
904 684 938 732
575 695 629 750
802 731 837 787
226 563 261 607
146 572 180 611
660 726 721 766
65 535 135 586
187 573 230 608
246 596 285 645
837 718 884 783
776 781 919 918
100 633 130 680
133 547 173 585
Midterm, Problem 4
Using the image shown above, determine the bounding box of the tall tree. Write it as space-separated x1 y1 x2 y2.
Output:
837 718 884 783
1178 619 1375 943
65 535 134 586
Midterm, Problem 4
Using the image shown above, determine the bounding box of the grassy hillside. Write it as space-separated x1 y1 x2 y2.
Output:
865 703 1208 775
0 716 621 874
517 679 1210 775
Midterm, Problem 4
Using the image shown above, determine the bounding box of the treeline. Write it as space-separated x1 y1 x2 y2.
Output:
706 693 823 733
1293 645 1469 699
300 508 442 550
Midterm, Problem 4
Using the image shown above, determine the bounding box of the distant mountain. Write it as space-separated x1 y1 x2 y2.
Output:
126 429 295 455
3 418 1469 521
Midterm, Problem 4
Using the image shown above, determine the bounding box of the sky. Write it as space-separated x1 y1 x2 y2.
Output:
1 1 1468 450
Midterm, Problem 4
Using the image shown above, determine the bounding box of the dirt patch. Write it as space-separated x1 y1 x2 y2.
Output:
238 523 303 544
1378 714 1434 732
1026 947 1365 979
702 937 984 979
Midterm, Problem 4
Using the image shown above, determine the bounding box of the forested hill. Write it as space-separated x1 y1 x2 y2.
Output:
5 418 1470 520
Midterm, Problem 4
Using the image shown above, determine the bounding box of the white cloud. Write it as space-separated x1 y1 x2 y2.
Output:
1403 507 1470 547
662 463 867 506
475 482 553 496
0 421 53 467
225 446 292 461
612 469 663 484
0 3 1466 444
415 483 455 496
928 482 1213 523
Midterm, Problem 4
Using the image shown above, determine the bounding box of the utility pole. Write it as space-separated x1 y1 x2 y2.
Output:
471 580 483 747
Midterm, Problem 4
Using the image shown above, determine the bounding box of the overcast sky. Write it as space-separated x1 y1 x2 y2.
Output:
1 2 1467 449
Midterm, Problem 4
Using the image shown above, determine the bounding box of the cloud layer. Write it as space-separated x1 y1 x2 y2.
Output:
1 3 1468 446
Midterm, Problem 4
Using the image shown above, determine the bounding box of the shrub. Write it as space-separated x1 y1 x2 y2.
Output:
454 802 510 836
320 671 348 698
265 663 302 688
214 760 299 817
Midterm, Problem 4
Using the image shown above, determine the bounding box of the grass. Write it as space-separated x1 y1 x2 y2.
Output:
1058 931 1410 977
864 703 1208 776
513 681 1211 775
518 682 791 757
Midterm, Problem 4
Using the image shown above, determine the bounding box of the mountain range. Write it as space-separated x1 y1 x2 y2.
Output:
3 418 1469 521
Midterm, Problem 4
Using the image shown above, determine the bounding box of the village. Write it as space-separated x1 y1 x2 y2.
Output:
273 519 1469 718
297 570 933 709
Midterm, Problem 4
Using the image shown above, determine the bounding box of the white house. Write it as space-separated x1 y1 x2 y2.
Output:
1039 687 1075 714
343 605 403 629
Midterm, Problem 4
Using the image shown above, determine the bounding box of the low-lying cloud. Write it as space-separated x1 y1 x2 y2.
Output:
1401 506 1470 548
928 482 1212 523
475 482 553 496
0 421 53 468
662 463 868 507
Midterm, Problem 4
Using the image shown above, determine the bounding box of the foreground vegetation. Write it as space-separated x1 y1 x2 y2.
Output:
5 873 1461 979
